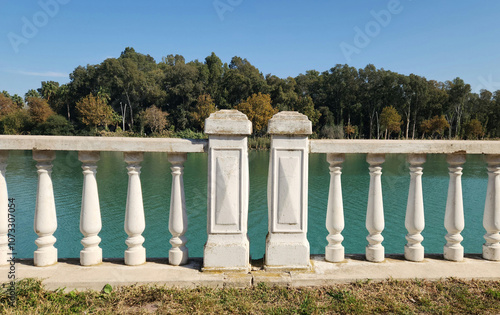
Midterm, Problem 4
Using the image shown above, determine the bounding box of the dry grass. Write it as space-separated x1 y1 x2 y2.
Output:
1 278 500 314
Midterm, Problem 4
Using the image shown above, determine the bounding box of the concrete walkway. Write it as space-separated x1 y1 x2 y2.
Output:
2 254 500 291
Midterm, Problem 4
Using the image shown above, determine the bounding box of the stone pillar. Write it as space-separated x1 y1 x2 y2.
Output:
203 110 252 271
124 152 146 266
325 153 345 263
265 111 312 270
0 151 9 265
79 151 102 266
404 154 426 262
483 154 500 261
444 153 466 261
33 150 58 266
366 153 385 262
168 153 189 266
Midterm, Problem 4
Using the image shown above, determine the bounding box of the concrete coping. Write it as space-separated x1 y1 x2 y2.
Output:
204 110 252 136
267 111 312 135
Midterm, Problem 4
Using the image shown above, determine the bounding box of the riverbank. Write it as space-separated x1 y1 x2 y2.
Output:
2 276 500 314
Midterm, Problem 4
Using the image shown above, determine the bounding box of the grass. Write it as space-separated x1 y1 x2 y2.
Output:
1 278 500 314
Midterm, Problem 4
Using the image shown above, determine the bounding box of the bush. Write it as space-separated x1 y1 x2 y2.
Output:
0 109 32 134
173 129 207 139
319 124 344 139
33 114 75 135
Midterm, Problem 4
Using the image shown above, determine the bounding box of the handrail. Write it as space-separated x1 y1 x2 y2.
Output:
0 135 207 153
310 139 500 154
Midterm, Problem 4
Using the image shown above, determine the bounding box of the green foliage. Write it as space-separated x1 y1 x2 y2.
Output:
191 94 217 130
172 129 207 139
236 93 277 135
33 114 75 135
248 136 270 150
102 284 113 294
420 115 450 139
319 124 344 139
1 47 499 139
0 109 31 134
380 106 402 139
463 119 484 139
76 93 116 131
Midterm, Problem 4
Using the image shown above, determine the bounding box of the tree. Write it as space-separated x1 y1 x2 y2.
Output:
420 115 450 139
463 119 484 139
344 123 357 139
445 78 471 138
191 94 216 130
76 94 115 131
142 105 168 134
27 97 54 123
0 109 31 134
38 81 60 105
380 106 401 139
235 93 277 134
0 94 18 117
24 89 41 101
33 114 74 135
295 96 321 127
223 56 268 107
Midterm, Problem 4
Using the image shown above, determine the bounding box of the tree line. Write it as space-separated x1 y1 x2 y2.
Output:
1 47 499 139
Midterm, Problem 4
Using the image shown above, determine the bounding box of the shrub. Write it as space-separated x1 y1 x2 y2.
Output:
33 114 75 135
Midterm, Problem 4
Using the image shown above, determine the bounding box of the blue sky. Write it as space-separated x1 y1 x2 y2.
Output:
1 0 499 97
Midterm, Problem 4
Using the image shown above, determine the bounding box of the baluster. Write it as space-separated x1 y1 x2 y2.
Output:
168 153 188 266
33 150 58 266
325 153 345 262
79 151 102 266
366 153 385 262
483 154 500 261
404 154 426 261
0 151 9 265
444 153 466 261
124 152 146 265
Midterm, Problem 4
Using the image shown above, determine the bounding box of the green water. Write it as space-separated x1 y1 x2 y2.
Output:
7 150 488 259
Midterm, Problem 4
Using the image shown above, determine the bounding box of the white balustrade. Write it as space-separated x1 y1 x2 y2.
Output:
124 152 146 266
168 153 188 266
203 110 252 271
33 150 58 266
2 116 500 274
325 153 345 262
483 154 500 261
0 151 9 265
444 153 466 261
404 154 426 262
266 112 312 270
366 153 385 262
79 151 102 266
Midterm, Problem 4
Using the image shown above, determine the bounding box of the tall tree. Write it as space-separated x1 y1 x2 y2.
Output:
76 94 115 132
445 77 471 138
142 105 168 134
27 97 54 123
235 93 277 135
380 106 402 139
191 94 217 130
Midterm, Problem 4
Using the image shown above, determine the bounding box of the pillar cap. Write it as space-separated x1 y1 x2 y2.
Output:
267 111 312 135
204 110 252 135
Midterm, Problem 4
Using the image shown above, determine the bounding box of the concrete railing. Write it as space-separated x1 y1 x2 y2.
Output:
0 110 499 274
